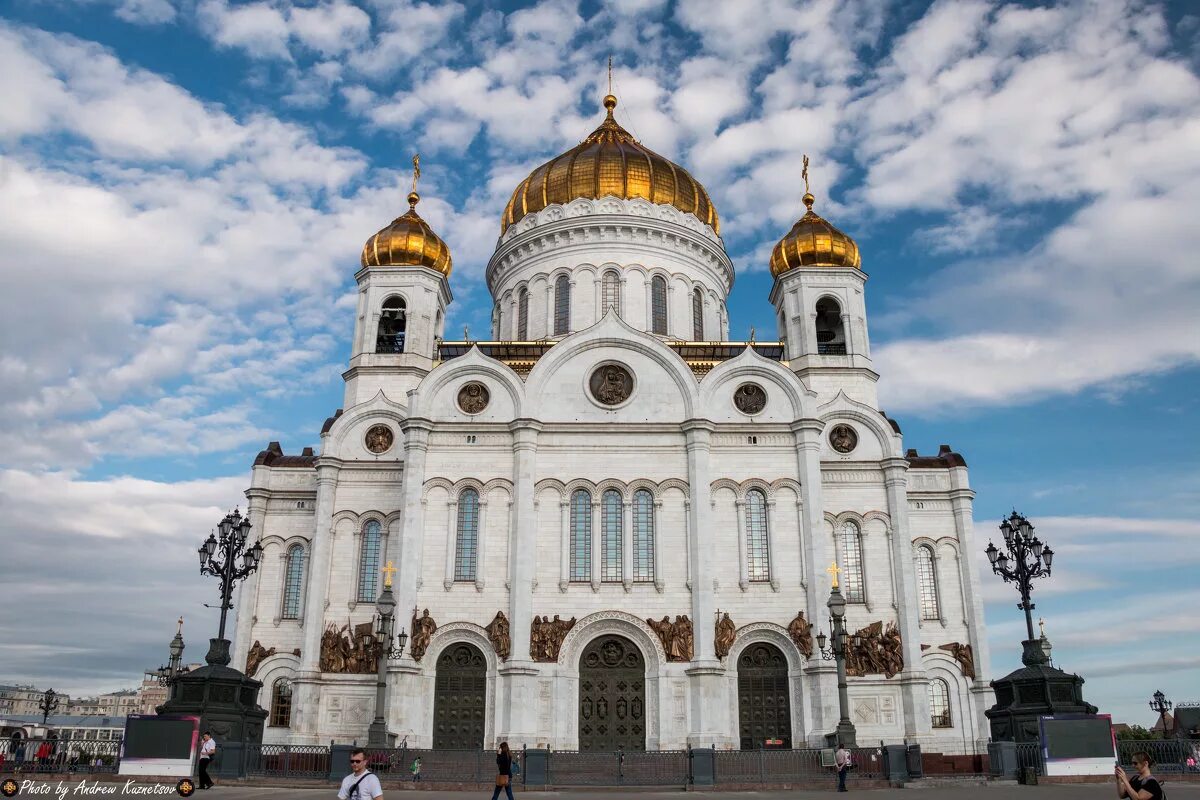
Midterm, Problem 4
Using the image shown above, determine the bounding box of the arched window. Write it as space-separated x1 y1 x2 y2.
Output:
270 678 292 727
554 274 570 336
357 520 382 602
651 275 668 335
517 288 529 340
929 678 952 728
601 489 623 582
454 489 480 582
839 521 865 602
745 489 770 582
633 489 655 583
815 297 846 355
570 489 592 582
282 544 305 619
602 270 621 315
692 287 704 340
915 545 940 620
377 296 406 353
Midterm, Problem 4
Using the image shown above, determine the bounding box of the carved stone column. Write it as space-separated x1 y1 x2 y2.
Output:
291 458 341 743
443 499 459 589
882 457 932 741
622 498 633 591
231 488 268 671
948 470 994 745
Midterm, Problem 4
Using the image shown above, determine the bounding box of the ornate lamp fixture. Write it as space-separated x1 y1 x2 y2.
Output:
39 688 59 725
197 508 263 664
985 511 1054 663
1150 690 1174 739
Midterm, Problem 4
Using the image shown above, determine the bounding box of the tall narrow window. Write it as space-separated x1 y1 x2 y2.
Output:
455 489 480 582
570 489 592 582
633 489 655 582
554 274 570 336
651 275 668 335
692 287 704 340
601 489 623 582
377 296 406 353
517 288 529 340
839 521 865 602
357 520 382 602
602 270 621 315
915 545 940 620
815 297 847 355
270 678 292 727
282 544 305 620
929 679 952 728
745 489 771 582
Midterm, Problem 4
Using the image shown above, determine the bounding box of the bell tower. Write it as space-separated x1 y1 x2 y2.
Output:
769 157 877 407
344 155 452 407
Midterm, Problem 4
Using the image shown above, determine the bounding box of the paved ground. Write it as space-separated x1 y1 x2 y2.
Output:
8 782 1199 799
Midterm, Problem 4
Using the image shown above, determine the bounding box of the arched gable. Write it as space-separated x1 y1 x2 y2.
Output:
410 345 526 422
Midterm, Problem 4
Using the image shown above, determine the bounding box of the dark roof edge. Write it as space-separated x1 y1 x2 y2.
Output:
905 443 967 469
253 441 317 468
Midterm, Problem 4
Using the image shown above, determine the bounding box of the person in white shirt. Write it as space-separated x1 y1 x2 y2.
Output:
198 732 216 790
835 744 851 792
338 749 383 800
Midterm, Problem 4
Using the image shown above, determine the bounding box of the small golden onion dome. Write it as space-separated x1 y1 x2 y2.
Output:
361 191 453 275
501 94 719 236
769 192 861 277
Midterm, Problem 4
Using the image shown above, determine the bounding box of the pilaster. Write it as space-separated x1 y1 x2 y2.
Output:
948 471 994 742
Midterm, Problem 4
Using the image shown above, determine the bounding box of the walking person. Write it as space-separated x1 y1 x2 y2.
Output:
197 731 216 790
490 742 515 800
338 748 383 800
835 742 851 792
1116 751 1164 800
410 756 422 783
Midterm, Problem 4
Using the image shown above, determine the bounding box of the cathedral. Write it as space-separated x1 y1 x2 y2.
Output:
232 92 993 755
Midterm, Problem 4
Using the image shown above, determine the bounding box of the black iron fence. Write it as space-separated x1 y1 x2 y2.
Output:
0 737 121 774
543 749 688 786
244 743 331 779
712 745 883 785
1117 739 1200 774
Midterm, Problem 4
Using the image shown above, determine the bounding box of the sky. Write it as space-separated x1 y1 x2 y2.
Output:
0 0 1197 730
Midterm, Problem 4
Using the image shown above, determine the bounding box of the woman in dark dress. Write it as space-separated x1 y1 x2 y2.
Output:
490 741 515 800
1116 751 1164 800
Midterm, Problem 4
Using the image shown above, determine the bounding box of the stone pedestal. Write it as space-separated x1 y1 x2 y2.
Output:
985 635 1096 743
158 638 268 776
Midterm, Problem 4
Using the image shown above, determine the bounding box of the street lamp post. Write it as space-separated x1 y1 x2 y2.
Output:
39 689 59 725
367 561 409 747
197 508 263 665
1150 691 1173 739
154 617 190 686
985 511 1055 665
816 563 862 747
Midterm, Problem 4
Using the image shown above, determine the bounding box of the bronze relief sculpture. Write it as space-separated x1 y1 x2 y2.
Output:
457 382 490 414
648 615 694 662
245 640 276 677
845 620 904 678
364 424 394 454
486 611 511 661
733 383 767 414
714 613 736 658
589 363 634 405
939 642 975 679
787 611 814 659
530 614 576 662
829 424 858 454
409 609 437 662
319 622 380 674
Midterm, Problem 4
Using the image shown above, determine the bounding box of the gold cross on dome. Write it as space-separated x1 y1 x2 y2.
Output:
802 154 810 194
382 560 397 588
827 561 841 589
411 154 420 194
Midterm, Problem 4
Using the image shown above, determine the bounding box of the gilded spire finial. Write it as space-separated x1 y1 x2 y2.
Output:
382 560 397 588
603 56 617 117
802 153 815 212
408 154 421 208
176 616 184 634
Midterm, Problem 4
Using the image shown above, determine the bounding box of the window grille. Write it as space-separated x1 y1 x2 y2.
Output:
692 287 704 340
651 275 668 334
282 545 305 619
570 490 591 582
357 520 382 602
915 545 940 620
602 270 621 315
929 678 952 728
554 275 570 335
633 489 655 582
745 489 771 582
601 489 623 582
270 678 292 727
455 489 480 581
517 289 529 340
840 521 865 602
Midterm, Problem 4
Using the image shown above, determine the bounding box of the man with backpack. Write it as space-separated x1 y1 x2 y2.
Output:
338 748 383 800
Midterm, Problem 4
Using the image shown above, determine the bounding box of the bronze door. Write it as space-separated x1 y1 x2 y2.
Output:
578 635 646 752
433 643 486 750
737 642 792 750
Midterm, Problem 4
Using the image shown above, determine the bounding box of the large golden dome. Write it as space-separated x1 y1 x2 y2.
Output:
361 191 452 275
501 95 719 236
769 192 860 277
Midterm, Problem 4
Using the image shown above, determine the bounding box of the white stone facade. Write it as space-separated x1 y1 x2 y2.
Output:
233 198 994 755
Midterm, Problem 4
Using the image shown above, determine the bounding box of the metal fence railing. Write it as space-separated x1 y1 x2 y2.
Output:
1014 741 1044 776
244 744 330 779
544 749 688 786
1117 740 1200 774
712 745 883 784
0 737 122 774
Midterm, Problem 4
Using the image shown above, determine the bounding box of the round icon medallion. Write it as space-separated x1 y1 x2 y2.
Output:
733 383 767 415
588 363 634 406
457 382 490 414
829 424 858 454
364 424 394 454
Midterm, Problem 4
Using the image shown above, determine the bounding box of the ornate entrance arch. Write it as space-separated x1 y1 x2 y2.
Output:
433 642 486 749
736 641 792 749
578 635 646 752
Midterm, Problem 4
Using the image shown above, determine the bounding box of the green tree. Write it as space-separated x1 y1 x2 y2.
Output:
1116 725 1156 740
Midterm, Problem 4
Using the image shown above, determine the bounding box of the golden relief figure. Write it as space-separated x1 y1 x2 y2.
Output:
714 613 736 659
409 609 437 662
